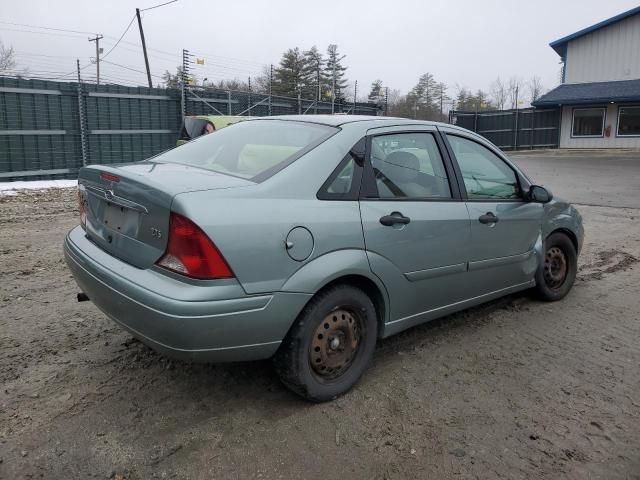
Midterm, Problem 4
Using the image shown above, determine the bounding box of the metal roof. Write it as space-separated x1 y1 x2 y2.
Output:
550 6 640 57
532 79 640 107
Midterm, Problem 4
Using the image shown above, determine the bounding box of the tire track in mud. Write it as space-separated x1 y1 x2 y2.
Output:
1 191 639 479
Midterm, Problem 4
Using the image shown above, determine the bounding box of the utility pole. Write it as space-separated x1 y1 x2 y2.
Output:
268 64 273 116
331 64 336 114
316 60 321 103
384 87 388 116
247 76 251 116
513 85 519 149
136 8 153 88
353 80 357 115
181 49 190 118
76 59 88 166
439 84 444 119
88 34 103 85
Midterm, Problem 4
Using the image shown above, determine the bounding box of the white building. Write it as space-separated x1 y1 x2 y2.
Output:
534 6 640 148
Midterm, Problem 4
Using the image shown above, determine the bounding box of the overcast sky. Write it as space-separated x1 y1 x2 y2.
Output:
1 0 638 98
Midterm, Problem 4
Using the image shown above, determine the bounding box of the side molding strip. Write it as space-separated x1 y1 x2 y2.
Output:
468 250 535 272
404 262 467 282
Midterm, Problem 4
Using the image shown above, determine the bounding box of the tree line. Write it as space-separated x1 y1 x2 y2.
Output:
1 34 549 118
379 74 546 121
164 44 350 103
164 41 548 120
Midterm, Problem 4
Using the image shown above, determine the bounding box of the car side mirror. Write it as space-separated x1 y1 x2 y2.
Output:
526 185 553 203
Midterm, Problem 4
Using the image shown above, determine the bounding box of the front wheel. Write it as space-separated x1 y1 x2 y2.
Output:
273 284 378 402
534 232 577 301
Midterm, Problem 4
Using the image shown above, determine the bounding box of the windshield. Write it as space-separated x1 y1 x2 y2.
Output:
159 120 337 181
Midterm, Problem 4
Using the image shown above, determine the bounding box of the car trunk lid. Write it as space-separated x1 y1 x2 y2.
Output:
79 161 253 269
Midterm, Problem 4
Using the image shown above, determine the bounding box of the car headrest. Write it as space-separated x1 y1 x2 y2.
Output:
383 151 420 181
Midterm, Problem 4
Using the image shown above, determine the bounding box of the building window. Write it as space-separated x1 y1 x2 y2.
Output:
571 108 605 137
617 106 640 137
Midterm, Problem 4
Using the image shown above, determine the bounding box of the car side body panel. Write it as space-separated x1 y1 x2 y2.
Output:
63 116 585 364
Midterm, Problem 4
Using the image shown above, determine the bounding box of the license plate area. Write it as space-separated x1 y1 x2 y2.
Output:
103 202 140 237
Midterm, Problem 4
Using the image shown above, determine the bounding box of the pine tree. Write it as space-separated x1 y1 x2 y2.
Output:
368 80 385 104
324 44 348 103
273 47 310 98
406 73 440 120
433 82 451 121
303 46 327 101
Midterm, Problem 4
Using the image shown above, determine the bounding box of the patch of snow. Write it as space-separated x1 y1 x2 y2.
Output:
0 179 77 196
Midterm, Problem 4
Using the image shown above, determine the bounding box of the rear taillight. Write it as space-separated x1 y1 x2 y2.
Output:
78 186 87 229
100 172 120 183
156 212 234 280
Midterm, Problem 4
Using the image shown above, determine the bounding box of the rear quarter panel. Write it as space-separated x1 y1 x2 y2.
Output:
170 124 372 295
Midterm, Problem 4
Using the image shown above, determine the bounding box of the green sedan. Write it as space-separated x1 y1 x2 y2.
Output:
65 115 583 402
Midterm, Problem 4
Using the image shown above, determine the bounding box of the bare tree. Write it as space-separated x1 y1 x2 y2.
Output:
0 39 16 73
528 75 545 103
507 76 524 109
251 65 272 94
490 77 508 110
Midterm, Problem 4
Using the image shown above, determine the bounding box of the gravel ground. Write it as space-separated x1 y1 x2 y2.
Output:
1 162 639 479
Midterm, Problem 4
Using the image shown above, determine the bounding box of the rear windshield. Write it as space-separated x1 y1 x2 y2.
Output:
158 120 337 181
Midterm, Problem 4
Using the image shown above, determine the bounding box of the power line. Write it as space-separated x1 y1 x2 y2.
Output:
53 62 93 79
14 50 87 59
101 58 163 79
0 20 97 35
140 0 178 12
101 14 136 60
0 26 89 39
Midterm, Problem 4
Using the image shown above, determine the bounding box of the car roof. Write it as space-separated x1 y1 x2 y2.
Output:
246 114 446 128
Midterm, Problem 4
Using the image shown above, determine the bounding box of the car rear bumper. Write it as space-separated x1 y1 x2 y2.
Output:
64 226 311 362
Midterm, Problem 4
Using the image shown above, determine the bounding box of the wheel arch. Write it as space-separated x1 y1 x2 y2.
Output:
311 274 387 338
547 227 579 252
280 249 389 338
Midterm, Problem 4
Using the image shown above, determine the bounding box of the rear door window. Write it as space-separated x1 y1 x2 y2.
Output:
370 132 452 199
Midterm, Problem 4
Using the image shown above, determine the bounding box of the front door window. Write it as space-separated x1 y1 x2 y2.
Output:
446 135 521 200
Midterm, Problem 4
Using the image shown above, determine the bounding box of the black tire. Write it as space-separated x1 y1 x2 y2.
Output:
534 232 577 301
273 284 377 402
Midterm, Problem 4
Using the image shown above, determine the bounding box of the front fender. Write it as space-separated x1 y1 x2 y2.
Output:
280 249 390 321
542 200 584 253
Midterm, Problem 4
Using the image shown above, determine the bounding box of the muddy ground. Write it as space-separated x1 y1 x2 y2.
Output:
1 155 639 479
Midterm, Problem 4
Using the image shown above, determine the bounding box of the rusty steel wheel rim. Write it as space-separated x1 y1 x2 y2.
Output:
310 308 361 380
544 246 568 289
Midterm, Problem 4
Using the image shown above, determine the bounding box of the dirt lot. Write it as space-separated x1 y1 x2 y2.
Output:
1 152 640 479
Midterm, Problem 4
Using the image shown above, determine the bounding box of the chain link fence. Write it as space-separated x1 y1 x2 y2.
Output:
0 75 381 181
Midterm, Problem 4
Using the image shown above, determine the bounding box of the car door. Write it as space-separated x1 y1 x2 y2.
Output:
359 127 472 329
442 131 543 296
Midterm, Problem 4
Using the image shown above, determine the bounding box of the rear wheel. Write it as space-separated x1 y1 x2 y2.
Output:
273 284 377 402
534 232 577 301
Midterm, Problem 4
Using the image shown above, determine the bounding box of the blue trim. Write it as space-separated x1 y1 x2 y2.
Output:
549 6 640 56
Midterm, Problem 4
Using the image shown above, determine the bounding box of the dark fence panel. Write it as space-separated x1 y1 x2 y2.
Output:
0 76 381 180
449 108 561 150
